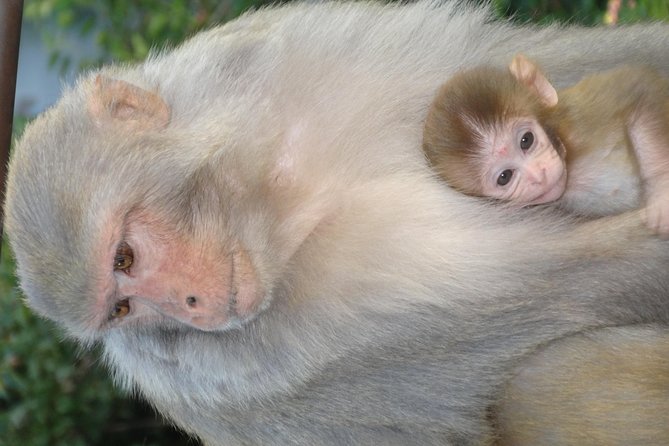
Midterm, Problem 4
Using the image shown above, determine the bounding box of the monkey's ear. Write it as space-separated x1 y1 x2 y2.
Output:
88 76 171 130
508 54 558 107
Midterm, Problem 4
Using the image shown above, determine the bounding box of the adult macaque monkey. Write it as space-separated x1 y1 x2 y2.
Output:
423 54 669 234
4 2 669 445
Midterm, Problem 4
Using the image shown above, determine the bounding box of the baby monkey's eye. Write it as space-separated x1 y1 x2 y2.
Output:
114 242 134 272
497 169 514 186
520 131 534 151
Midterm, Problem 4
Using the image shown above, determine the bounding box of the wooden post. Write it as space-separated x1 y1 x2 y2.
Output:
0 0 24 254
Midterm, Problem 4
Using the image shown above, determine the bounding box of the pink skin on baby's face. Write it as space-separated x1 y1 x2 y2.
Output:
479 118 567 206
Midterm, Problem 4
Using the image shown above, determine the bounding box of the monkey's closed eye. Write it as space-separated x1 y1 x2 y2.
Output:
520 132 534 151
497 169 514 186
114 242 134 272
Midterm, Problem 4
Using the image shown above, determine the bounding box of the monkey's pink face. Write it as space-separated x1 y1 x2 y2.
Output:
93 212 265 333
480 119 567 205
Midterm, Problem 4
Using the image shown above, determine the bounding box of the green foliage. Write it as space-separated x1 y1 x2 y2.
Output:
24 0 278 70
493 0 608 24
493 0 668 24
617 0 669 22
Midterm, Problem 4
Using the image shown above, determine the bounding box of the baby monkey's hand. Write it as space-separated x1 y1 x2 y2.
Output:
644 179 669 237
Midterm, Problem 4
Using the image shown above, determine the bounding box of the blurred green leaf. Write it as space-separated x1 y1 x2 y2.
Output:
24 0 278 70
493 0 667 24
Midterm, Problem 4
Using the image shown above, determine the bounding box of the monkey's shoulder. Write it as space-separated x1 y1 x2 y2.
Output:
560 65 669 111
554 99 627 160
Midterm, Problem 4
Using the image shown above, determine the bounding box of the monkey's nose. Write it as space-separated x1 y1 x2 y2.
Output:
529 168 547 185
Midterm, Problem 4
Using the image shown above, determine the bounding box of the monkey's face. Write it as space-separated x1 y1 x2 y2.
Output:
479 118 567 205
96 210 270 336
4 76 283 341
5 75 335 342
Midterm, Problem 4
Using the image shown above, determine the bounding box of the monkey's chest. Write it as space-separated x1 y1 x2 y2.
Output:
559 144 642 217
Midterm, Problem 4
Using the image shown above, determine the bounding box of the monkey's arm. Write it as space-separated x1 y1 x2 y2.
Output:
626 74 669 235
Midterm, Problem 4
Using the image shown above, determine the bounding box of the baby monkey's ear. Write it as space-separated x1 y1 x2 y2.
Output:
509 54 558 107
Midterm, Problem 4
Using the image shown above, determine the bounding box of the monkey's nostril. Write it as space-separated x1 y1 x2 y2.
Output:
186 296 198 307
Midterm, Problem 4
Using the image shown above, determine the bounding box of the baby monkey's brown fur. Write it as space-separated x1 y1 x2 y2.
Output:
424 55 669 234
423 64 561 194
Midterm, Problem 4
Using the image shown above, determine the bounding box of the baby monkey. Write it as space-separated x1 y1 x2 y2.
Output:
423 54 669 234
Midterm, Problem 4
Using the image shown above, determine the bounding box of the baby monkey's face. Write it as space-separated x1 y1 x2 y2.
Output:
479 117 567 206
